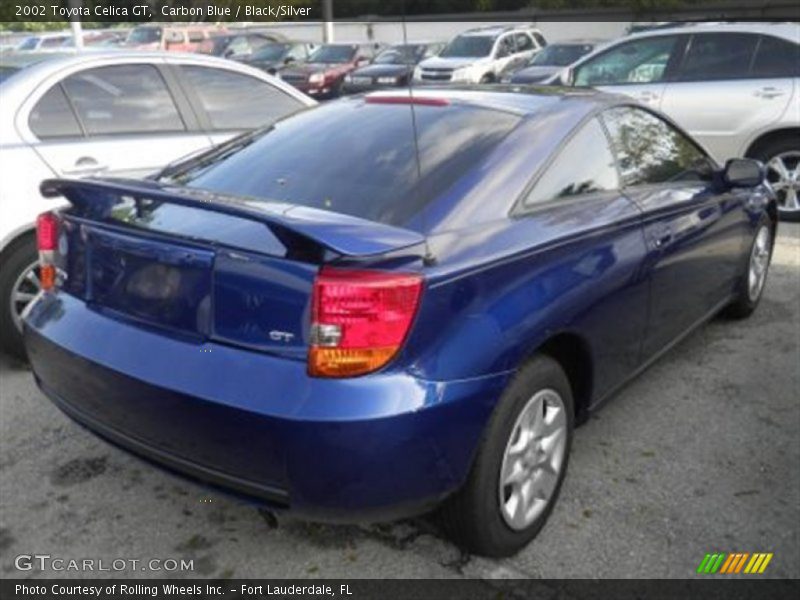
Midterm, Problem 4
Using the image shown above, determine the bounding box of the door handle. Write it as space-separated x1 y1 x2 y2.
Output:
637 91 659 103
63 157 109 176
754 87 786 99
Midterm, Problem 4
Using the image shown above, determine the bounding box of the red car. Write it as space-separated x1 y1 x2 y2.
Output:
279 42 383 99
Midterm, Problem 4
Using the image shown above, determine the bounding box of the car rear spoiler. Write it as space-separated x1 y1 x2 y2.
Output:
40 178 428 259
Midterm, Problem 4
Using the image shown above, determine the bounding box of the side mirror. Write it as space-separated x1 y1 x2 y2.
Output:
723 158 765 188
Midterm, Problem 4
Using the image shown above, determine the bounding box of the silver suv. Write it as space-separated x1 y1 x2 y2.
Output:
0 51 314 359
558 22 800 221
414 25 546 84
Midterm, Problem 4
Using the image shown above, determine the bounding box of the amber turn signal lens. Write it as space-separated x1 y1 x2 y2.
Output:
309 347 398 378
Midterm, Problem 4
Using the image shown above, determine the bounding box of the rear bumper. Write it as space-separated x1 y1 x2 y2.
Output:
24 292 509 521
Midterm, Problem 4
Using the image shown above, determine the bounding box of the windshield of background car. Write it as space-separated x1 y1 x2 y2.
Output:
127 27 162 44
440 35 495 58
374 45 423 64
308 44 357 63
251 43 290 61
17 37 38 50
168 101 520 228
531 44 594 66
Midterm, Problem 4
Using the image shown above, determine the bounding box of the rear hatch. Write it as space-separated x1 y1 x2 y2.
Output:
42 178 426 358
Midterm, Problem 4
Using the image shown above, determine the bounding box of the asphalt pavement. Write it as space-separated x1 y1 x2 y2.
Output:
1 224 797 580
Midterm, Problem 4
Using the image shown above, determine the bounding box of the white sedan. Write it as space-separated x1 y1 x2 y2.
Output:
0 50 315 358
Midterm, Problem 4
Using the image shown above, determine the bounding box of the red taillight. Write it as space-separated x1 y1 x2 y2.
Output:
36 212 58 291
37 212 58 251
309 267 424 378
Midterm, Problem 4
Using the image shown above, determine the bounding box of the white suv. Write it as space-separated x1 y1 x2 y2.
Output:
414 25 545 85
557 22 800 221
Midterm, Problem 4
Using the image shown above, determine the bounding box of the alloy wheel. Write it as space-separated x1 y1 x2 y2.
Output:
10 260 41 332
748 226 771 302
766 151 800 217
499 388 567 530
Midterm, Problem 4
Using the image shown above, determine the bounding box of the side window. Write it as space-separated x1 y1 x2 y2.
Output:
574 35 679 86
752 35 800 78
497 35 515 57
226 36 250 55
61 64 185 136
29 84 82 139
601 107 709 187
676 33 759 82
533 32 547 48
524 118 619 207
514 33 534 53
181 66 304 130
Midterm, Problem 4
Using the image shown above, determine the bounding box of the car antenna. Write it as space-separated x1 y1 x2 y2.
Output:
402 1 436 266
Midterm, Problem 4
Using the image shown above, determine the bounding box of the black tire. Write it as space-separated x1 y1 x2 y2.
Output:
750 137 800 223
724 217 774 320
438 355 574 557
479 73 495 84
0 233 37 360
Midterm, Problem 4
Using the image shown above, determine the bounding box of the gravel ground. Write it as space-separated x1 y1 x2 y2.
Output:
1 224 797 581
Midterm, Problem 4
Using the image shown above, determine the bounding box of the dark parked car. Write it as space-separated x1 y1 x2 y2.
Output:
341 42 444 94
25 89 775 558
502 40 601 83
197 32 284 59
279 42 384 98
237 42 316 75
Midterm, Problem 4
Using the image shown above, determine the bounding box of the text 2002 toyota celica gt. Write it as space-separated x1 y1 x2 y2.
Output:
24 88 775 557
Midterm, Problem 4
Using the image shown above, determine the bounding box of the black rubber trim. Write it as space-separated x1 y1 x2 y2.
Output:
39 379 291 507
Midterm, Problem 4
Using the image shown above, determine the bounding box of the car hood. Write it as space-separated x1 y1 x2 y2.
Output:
419 56 486 70
510 65 561 83
350 64 410 78
282 62 353 77
242 58 283 70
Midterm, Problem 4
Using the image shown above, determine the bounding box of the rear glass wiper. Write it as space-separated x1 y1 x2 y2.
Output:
153 125 274 182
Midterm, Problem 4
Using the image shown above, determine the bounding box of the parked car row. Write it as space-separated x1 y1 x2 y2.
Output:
1 20 798 366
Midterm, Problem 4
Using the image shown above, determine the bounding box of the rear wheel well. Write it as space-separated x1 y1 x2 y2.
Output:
745 128 800 160
537 333 593 425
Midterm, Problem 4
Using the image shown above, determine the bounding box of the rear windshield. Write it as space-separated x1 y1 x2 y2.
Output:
169 100 519 228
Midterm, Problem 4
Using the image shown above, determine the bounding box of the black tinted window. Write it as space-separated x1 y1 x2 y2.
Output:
62 65 184 136
677 33 758 81
181 66 303 130
525 119 618 206
172 102 519 228
602 107 708 187
29 84 82 139
752 35 800 78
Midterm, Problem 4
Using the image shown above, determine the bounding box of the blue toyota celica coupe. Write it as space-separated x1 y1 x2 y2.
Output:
24 88 775 557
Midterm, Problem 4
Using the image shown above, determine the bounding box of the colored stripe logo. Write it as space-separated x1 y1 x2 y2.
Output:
697 552 773 574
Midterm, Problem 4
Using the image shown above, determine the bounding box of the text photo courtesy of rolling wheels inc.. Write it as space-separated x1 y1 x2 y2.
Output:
0 1 799 598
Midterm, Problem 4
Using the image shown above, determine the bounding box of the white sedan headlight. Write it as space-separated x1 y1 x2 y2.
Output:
450 67 474 83
413 66 423 80
309 72 325 85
